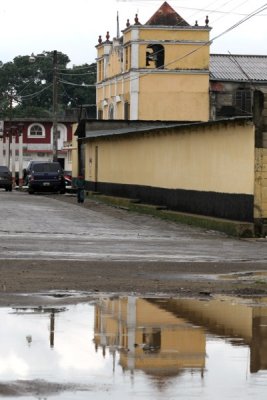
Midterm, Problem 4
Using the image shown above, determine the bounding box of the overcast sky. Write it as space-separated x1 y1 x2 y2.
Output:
0 0 266 66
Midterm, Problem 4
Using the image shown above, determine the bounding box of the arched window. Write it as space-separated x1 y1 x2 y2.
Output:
28 123 45 137
146 44 165 69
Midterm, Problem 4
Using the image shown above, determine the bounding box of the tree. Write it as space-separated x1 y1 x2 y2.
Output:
58 63 97 118
0 52 96 119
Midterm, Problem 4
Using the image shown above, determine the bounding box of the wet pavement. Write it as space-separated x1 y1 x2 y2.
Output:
0 191 266 263
1 190 267 397
1 294 267 399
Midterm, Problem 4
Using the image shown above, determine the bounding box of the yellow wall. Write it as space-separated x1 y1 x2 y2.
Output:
85 121 255 195
96 23 210 121
254 148 267 218
139 73 209 121
139 42 209 70
139 28 210 42
175 297 253 340
106 48 123 78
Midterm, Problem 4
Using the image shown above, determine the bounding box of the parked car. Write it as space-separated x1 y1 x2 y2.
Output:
64 175 72 187
0 165 12 191
27 161 66 194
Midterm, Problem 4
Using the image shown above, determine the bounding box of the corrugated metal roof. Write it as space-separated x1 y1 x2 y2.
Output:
82 117 251 141
210 54 267 82
85 123 181 139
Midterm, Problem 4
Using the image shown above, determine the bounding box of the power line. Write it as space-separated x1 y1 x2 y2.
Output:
117 2 267 86
57 64 96 72
15 84 53 100
58 71 96 77
58 79 96 87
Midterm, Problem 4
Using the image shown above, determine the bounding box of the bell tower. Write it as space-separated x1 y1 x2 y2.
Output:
96 2 211 121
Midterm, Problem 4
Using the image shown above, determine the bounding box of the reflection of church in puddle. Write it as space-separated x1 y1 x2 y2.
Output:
94 296 267 375
94 297 206 376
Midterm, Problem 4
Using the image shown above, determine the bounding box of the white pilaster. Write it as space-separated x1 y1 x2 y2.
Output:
0 137 3 165
18 134 23 187
131 28 139 69
127 296 137 371
130 71 139 120
11 135 16 185
5 137 9 168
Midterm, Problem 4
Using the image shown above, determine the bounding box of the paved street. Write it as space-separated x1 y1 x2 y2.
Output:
0 190 266 263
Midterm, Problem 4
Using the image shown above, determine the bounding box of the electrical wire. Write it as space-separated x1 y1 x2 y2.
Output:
115 2 267 86
58 70 96 77
58 79 96 87
211 0 253 24
14 84 53 100
57 64 96 72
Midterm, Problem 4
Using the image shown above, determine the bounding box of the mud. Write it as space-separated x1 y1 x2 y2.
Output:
1 191 267 306
1 259 267 306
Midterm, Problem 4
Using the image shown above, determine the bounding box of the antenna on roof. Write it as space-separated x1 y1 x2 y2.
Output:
117 11 120 38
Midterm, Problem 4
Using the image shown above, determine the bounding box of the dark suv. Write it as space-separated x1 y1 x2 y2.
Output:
0 165 12 191
27 161 66 194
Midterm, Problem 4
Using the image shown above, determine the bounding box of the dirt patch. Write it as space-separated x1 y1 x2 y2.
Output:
1 192 267 306
1 259 267 306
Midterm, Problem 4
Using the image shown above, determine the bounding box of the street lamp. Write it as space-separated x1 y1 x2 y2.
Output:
29 50 58 161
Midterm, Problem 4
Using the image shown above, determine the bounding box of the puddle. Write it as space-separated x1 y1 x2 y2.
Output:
1 295 267 399
219 270 267 283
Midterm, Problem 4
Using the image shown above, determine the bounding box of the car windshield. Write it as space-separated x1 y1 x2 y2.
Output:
33 163 61 173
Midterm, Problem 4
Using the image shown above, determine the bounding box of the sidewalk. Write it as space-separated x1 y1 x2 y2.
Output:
83 191 255 238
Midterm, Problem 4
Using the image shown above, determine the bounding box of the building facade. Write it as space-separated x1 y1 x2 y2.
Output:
96 1 211 122
74 1 267 234
210 54 267 119
78 118 255 223
0 119 74 173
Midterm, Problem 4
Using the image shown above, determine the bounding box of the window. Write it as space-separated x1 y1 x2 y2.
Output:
28 124 45 137
108 104 114 120
124 102 130 120
125 46 131 70
98 109 103 120
146 44 164 69
98 59 104 81
235 89 252 115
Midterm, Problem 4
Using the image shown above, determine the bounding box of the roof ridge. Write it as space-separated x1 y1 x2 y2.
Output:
211 53 267 58
145 1 189 27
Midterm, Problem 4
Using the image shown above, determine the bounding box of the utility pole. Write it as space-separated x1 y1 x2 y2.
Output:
29 50 59 162
52 50 58 162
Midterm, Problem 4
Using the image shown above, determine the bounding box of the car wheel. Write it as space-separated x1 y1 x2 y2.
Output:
28 189 34 194
60 189 66 194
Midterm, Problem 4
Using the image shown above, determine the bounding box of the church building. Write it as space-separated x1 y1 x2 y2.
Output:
96 1 211 121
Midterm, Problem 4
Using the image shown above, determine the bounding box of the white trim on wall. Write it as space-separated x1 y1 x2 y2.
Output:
130 71 139 120
27 123 45 138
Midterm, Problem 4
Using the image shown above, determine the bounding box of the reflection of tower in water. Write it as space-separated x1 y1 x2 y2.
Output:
93 296 206 376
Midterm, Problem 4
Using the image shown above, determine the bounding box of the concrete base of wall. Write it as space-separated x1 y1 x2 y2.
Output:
86 191 255 238
86 181 254 222
254 219 267 237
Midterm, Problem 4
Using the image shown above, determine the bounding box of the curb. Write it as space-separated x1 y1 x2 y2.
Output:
85 191 254 238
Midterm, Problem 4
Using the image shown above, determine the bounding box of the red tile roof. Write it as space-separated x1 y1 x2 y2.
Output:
145 1 189 26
